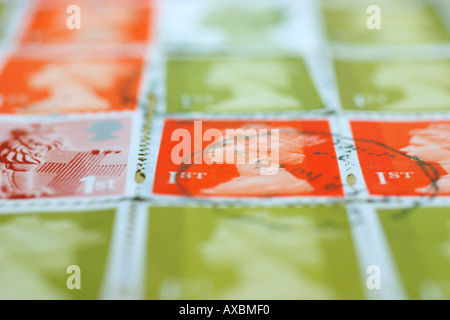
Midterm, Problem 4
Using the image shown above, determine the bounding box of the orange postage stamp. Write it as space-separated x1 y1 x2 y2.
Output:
0 54 144 114
350 120 450 197
151 119 343 198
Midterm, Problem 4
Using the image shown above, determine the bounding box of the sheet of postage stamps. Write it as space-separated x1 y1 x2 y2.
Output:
1 0 450 301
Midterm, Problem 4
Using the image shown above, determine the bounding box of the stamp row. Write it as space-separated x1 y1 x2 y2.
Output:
0 45 448 117
0 114 449 207
140 115 450 205
158 0 450 48
2 0 449 48
147 47 450 117
1 199 448 299
0 0 449 301
0 0 449 117
0 44 448 118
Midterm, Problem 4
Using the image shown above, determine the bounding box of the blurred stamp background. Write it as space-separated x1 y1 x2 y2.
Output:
0 0 449 300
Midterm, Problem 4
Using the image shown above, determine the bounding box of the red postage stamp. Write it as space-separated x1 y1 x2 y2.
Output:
20 0 154 44
151 119 343 198
350 120 450 196
0 115 136 200
0 54 144 114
